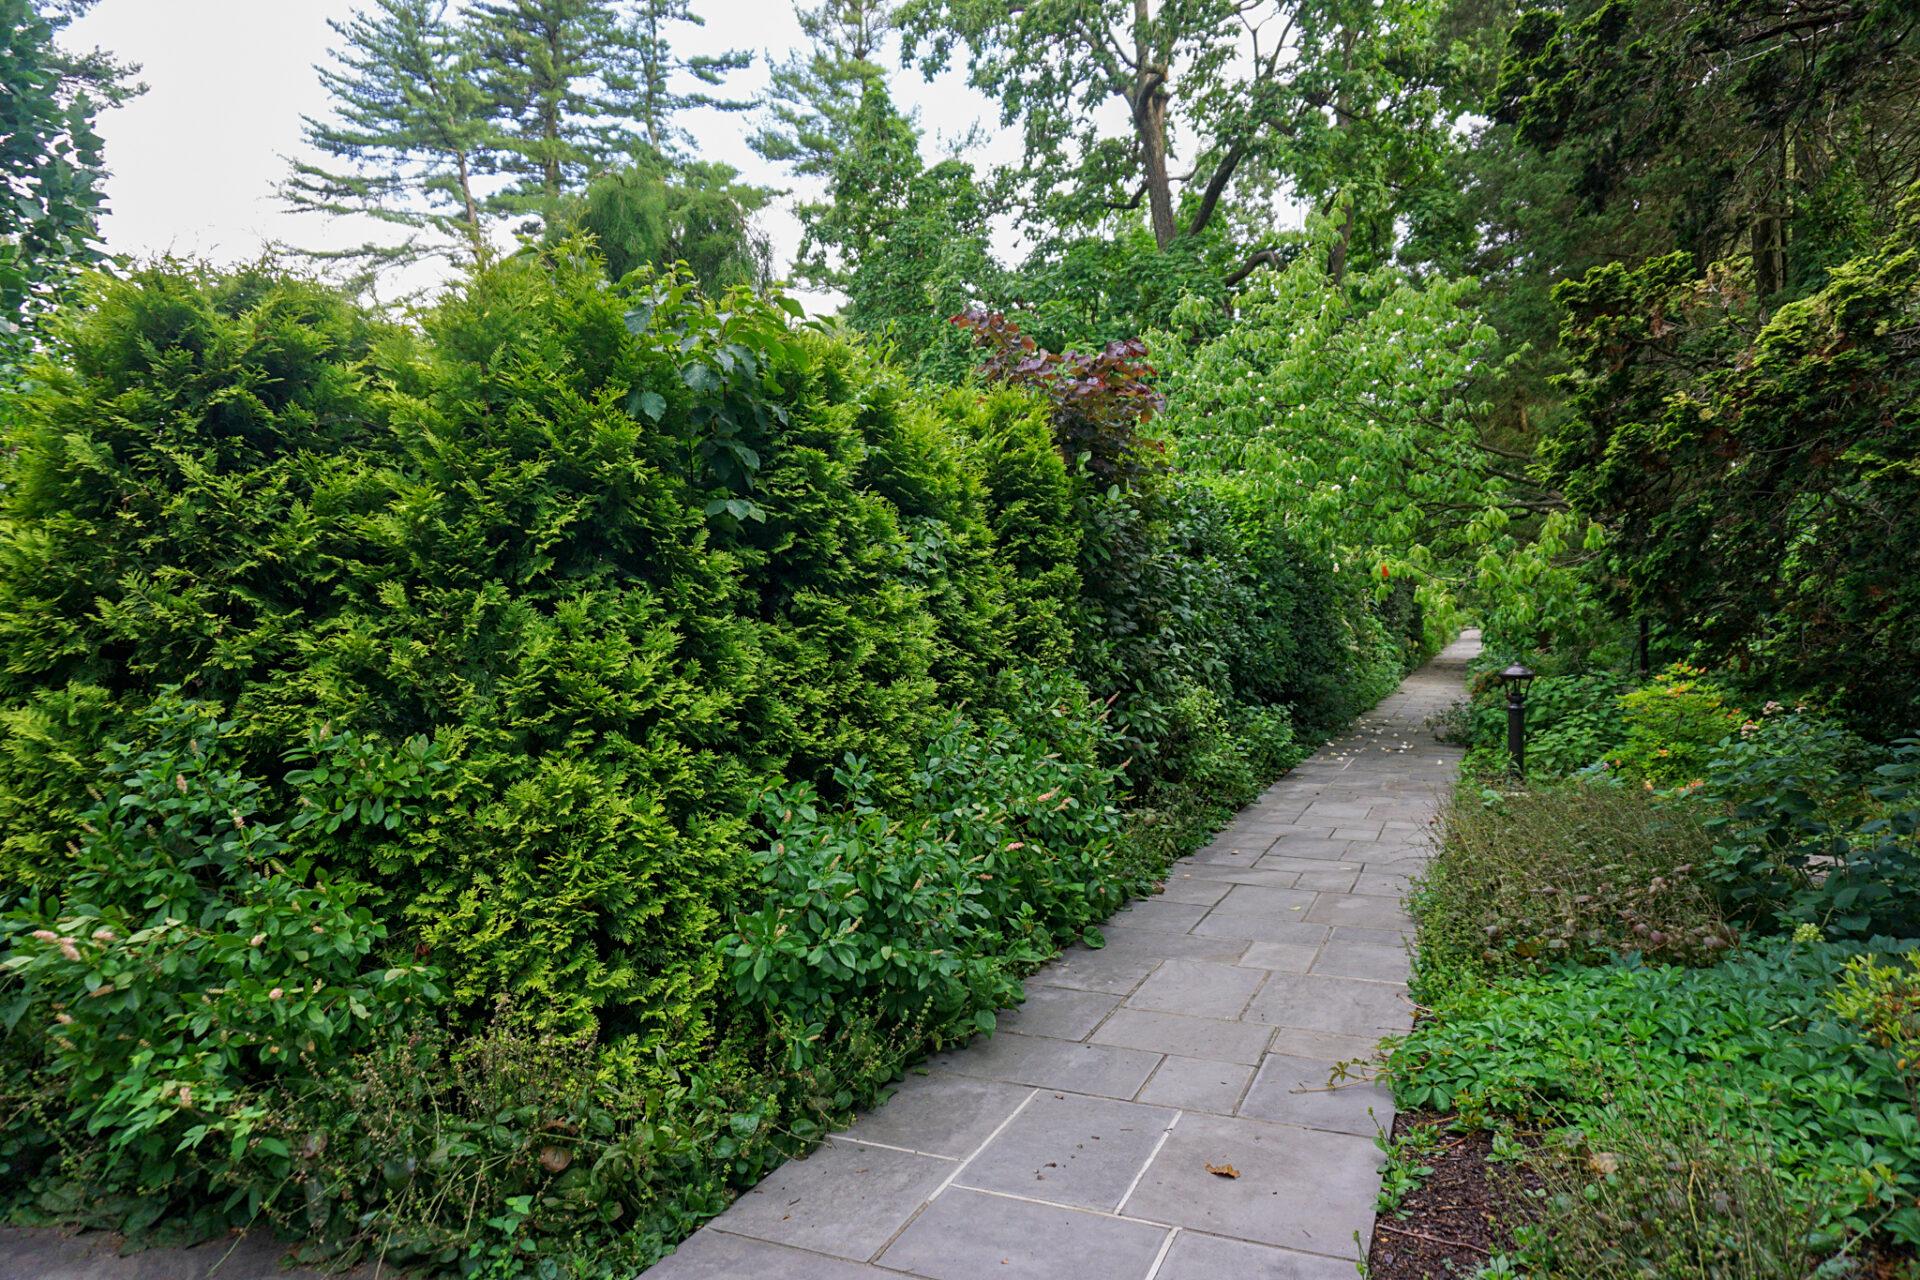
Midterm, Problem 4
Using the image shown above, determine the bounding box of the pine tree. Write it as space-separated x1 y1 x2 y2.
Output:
471 0 748 225
753 0 893 174
282 0 495 273
613 0 751 155
468 0 633 219
752 1 903 289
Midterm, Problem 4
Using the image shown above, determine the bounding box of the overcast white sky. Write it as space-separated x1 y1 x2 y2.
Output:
63 0 1026 311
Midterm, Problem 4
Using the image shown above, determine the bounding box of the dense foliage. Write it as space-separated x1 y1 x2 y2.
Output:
1412 785 1731 999
0 247 1429 1271
1391 939 1920 1258
1545 193 1920 735
15 0 1920 1273
1455 654 1920 947
1415 605 1920 1275
0 0 136 368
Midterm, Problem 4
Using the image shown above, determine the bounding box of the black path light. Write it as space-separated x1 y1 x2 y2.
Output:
1498 663 1536 780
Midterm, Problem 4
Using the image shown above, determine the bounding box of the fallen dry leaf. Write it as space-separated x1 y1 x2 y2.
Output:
1205 1162 1241 1179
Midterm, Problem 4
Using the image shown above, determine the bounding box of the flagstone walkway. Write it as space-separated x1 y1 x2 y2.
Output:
647 632 1478 1280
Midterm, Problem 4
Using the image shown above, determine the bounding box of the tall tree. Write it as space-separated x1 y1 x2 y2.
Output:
753 0 895 178
752 0 899 289
468 1 752 224
780 60 924 289
1543 187 1920 732
613 0 752 154
0 0 138 362
896 0 1449 279
1495 0 1920 300
470 0 632 218
283 0 497 273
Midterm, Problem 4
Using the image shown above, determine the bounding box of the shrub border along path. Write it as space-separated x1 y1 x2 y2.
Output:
648 633 1477 1279
0 639 1475 1280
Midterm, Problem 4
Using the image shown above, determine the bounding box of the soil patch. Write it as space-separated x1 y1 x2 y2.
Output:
1365 1110 1529 1279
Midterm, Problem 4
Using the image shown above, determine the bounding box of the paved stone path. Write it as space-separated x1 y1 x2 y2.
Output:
647 634 1476 1280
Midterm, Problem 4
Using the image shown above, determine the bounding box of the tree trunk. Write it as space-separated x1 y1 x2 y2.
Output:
1751 213 1784 296
543 20 564 200
1327 197 1356 284
456 150 486 265
1133 0 1177 249
1138 86 1177 248
1753 123 1791 297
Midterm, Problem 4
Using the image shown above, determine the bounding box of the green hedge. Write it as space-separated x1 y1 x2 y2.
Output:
0 254 1426 1271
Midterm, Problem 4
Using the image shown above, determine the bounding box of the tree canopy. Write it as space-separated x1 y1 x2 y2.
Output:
0 0 138 364
284 0 757 267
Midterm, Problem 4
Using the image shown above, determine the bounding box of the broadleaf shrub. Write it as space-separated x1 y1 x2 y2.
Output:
723 674 1134 1068
1609 664 1745 787
0 700 439 1237
1462 667 1630 779
1705 735 1920 941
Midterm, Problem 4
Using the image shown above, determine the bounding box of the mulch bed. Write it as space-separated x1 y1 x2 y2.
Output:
1364 1109 1532 1279
1365 1111 1917 1279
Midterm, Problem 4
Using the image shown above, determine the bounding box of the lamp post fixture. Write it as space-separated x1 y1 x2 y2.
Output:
1498 664 1536 780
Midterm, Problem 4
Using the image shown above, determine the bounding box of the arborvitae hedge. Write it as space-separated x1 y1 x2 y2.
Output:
0 251 1428 1270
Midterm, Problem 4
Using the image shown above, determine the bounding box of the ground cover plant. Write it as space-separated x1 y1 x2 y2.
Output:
1400 633 1920 1275
1390 938 1920 1270
1396 529 1920 1276
1411 784 1732 1001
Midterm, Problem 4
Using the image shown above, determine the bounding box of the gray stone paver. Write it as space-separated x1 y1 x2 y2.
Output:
645 632 1475 1277
1154 1231 1358 1280
879 1189 1168 1280
1238 1053 1395 1137
1092 1006 1274 1064
925 1030 1162 1098
1310 937 1411 983
703 1139 954 1260
1126 959 1266 1020
837 1073 1035 1158
638 1230 896 1278
996 984 1124 1041
1243 973 1413 1038
1135 1055 1255 1114
1119 1112 1382 1253
956 1092 1176 1210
